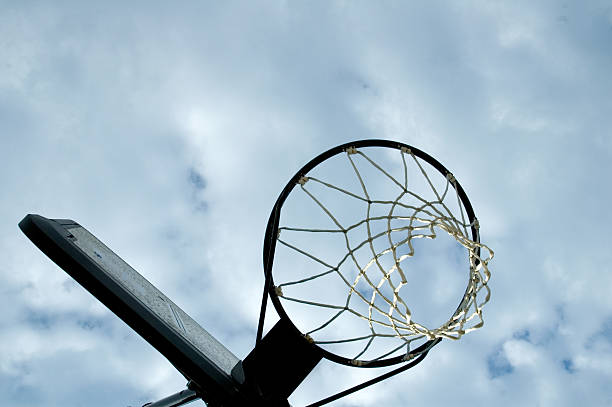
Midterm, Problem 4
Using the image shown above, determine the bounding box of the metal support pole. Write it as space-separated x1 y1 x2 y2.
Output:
142 388 199 407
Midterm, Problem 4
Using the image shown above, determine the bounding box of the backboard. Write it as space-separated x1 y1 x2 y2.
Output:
19 214 247 406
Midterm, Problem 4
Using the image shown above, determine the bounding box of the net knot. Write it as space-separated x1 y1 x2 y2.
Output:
345 146 358 155
274 286 284 297
402 353 415 362
298 176 309 185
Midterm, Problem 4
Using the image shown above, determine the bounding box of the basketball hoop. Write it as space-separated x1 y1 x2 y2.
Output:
253 139 493 405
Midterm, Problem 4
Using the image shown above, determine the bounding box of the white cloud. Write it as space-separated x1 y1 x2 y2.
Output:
503 339 541 368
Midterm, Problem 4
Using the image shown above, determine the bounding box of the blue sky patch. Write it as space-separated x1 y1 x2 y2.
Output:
513 329 531 342
562 358 575 374
188 168 207 190
487 347 513 379
24 309 54 330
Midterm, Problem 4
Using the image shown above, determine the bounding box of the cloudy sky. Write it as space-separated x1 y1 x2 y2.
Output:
1 1 612 406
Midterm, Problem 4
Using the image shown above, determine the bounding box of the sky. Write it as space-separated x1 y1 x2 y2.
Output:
1 1 612 406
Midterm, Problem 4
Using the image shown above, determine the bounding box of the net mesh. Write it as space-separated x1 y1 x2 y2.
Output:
273 146 493 363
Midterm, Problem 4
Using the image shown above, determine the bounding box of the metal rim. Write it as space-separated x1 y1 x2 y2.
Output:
263 139 479 367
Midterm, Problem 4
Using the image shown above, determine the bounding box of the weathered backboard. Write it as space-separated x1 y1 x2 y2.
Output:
19 214 246 405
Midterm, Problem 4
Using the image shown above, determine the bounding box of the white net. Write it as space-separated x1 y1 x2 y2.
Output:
272 146 493 364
